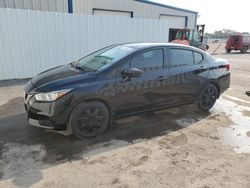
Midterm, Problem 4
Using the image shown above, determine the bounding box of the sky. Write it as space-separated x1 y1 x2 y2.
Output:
152 0 249 33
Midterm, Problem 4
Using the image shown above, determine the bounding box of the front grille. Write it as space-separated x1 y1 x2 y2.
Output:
28 111 49 121
38 120 54 127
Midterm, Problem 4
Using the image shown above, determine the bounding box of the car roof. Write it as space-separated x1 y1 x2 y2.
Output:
119 42 204 53
120 42 194 49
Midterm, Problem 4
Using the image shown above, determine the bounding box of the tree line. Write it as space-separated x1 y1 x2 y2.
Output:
205 29 250 39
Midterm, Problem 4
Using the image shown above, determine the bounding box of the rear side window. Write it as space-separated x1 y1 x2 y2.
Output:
131 49 164 70
205 53 216 62
169 49 193 67
193 51 204 64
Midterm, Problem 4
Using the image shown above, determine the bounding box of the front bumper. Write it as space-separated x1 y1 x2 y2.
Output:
24 94 73 130
28 118 55 129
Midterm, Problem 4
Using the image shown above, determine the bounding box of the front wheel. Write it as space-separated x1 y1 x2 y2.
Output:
226 49 231 53
197 84 219 111
69 101 110 138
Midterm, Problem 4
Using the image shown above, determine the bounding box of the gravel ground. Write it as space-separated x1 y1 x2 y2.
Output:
0 44 250 188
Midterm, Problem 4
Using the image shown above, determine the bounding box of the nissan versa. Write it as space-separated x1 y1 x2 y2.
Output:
24 43 230 138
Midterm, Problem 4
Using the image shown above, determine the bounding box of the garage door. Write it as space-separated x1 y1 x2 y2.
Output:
93 9 132 18
160 15 186 29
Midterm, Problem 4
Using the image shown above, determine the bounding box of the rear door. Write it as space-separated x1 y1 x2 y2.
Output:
115 48 169 115
166 47 209 105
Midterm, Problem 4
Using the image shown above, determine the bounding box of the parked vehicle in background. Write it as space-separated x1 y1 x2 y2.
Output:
170 24 209 51
225 34 250 53
203 35 209 50
24 43 230 138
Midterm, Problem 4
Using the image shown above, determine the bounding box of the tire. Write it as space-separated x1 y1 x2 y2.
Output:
69 101 110 138
197 84 219 111
241 46 248 53
245 46 248 53
226 49 231 53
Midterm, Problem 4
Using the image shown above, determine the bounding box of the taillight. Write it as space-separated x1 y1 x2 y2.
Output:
225 64 230 71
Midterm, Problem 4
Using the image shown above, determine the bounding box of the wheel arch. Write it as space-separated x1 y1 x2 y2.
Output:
86 98 113 114
67 96 114 124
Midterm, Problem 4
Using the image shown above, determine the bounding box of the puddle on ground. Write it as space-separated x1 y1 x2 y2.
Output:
212 96 250 153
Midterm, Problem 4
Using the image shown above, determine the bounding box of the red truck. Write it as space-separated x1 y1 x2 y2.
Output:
225 34 250 53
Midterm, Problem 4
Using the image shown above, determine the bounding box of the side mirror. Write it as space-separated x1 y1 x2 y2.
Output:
123 67 143 78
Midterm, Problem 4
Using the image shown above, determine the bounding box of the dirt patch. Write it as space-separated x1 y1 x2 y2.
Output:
159 132 188 147
87 156 108 165
0 97 25 118
242 110 250 117
111 177 120 185
247 132 250 137
0 85 24 106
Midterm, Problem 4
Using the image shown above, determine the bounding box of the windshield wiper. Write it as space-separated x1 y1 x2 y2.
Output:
75 64 89 72
70 61 88 72
69 61 78 68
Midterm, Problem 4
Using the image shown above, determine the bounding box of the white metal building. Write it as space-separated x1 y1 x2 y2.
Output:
0 0 69 12
0 8 170 80
74 0 197 29
0 0 198 31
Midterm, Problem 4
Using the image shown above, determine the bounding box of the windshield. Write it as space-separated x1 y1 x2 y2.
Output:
77 45 136 72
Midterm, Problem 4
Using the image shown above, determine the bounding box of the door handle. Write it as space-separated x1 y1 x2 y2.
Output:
199 65 208 70
157 76 168 81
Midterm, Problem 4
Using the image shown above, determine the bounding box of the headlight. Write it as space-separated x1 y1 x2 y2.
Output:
34 89 72 102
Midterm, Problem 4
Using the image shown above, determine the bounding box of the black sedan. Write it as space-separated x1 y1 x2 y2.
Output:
24 43 230 138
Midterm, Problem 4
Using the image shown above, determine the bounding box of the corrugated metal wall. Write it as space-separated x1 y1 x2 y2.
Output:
0 0 68 12
73 0 197 29
0 0 197 29
0 8 169 80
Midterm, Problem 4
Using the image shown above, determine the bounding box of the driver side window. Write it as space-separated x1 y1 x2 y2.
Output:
119 49 164 79
131 49 164 71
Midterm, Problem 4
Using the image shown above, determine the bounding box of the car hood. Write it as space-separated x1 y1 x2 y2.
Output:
24 64 96 93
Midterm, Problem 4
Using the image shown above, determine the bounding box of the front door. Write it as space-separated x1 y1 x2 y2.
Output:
115 48 169 115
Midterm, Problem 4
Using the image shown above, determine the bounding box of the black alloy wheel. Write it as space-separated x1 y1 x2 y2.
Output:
197 84 218 111
69 101 110 138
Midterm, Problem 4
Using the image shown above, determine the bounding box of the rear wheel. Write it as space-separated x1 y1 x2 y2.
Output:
69 101 110 138
226 49 231 53
197 84 219 111
240 46 248 53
